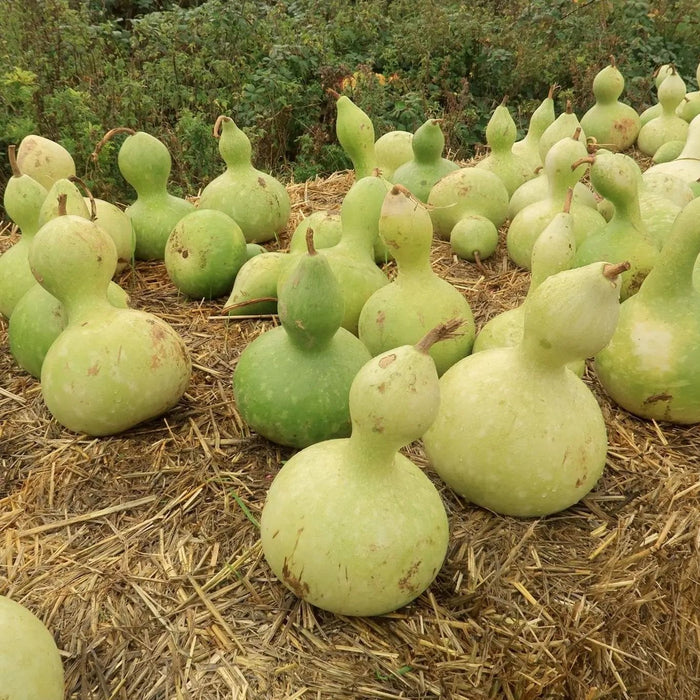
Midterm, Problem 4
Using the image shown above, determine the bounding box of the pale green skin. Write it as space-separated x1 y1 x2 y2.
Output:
0 595 64 700
580 63 640 151
9 280 129 379
374 130 413 179
512 91 556 173
358 189 475 375
118 131 195 260
30 215 191 436
165 209 247 299
637 72 689 157
538 109 586 163
16 134 75 190
0 170 47 318
645 113 700 184
233 246 371 448
428 167 509 241
652 139 685 163
261 344 448 616
508 176 597 220
334 95 378 179
87 197 136 273
424 262 623 517
198 118 290 243
595 196 700 424
392 119 459 202
449 215 499 261
476 104 536 197
224 251 286 315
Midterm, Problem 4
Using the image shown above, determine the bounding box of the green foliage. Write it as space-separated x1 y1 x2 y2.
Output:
0 0 699 207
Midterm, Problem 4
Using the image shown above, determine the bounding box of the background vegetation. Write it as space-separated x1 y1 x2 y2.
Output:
1 0 699 205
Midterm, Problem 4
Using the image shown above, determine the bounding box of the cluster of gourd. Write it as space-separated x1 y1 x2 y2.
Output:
3 57 700 694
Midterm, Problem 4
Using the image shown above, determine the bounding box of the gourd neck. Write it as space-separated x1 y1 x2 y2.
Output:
63 293 113 326
517 337 571 373
346 429 400 471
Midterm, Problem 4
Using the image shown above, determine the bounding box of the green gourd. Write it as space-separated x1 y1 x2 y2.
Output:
508 127 598 219
427 166 509 257
652 138 686 163
637 68 689 157
0 594 64 700
374 129 413 179
233 232 371 448
198 116 291 243
639 63 675 127
0 145 48 319
677 61 700 122
164 209 247 299
16 133 76 189
475 97 535 197
8 278 129 379
93 127 195 260
506 131 606 270
595 197 700 424
31 198 191 435
644 113 700 184
474 190 584 376
260 323 455 616
245 243 266 260
358 185 475 375
223 251 286 316
580 57 640 152
329 90 378 179
423 262 628 518
512 84 557 173
538 100 587 163
574 152 659 299
391 119 460 202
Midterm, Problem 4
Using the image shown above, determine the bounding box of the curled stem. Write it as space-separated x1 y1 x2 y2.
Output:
68 175 97 221
91 127 136 161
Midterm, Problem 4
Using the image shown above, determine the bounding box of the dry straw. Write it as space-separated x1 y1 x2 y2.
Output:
1 168 699 700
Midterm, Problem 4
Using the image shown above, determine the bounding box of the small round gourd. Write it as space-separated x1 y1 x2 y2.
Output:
31 201 191 435
392 119 460 202
450 215 499 262
580 57 640 151
0 594 64 700
595 196 700 424
165 209 247 299
476 97 535 197
0 145 48 319
374 129 413 179
16 134 76 189
358 185 475 375
198 116 291 243
424 262 627 518
261 324 454 615
288 210 342 254
233 232 371 448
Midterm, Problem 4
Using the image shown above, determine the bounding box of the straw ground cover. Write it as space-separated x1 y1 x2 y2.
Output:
1 169 700 699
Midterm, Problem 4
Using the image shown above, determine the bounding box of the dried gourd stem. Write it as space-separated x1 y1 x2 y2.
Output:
305 227 318 256
327 88 341 100
213 115 231 139
603 261 631 279
57 193 68 217
571 155 595 171
565 99 573 114
534 165 544 175
586 136 599 154
222 297 278 313
91 127 136 161
430 118 445 125
563 187 574 214
8 145 20 178
501 94 509 106
609 55 616 68
548 84 560 99
472 250 487 276
573 126 582 141
415 318 465 354
68 175 97 221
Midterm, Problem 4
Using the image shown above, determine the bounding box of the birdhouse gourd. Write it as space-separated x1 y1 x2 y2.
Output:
261 323 455 616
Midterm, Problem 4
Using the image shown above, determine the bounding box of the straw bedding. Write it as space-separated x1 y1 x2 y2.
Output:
1 170 699 700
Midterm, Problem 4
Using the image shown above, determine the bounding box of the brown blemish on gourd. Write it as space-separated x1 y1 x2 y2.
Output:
87 363 100 376
181 249 189 259
377 382 387 394
282 558 310 599
376 310 386 327
643 392 673 405
379 353 397 368
398 560 421 592
258 177 267 188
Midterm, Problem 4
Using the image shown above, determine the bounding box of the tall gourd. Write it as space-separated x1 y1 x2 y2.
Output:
31 196 191 435
0 595 64 700
595 197 700 424
358 185 475 374
261 323 456 616
233 231 371 448
0 145 48 319
512 84 557 173
329 91 378 179
424 262 628 517
197 116 291 243
92 127 195 260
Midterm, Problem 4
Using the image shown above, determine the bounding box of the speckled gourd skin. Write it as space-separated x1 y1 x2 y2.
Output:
16 134 76 189
358 187 475 375
118 130 195 260
0 595 64 700
261 341 449 616
0 149 48 318
31 214 191 435
424 262 623 517
198 117 290 243
233 244 371 448
595 197 700 424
